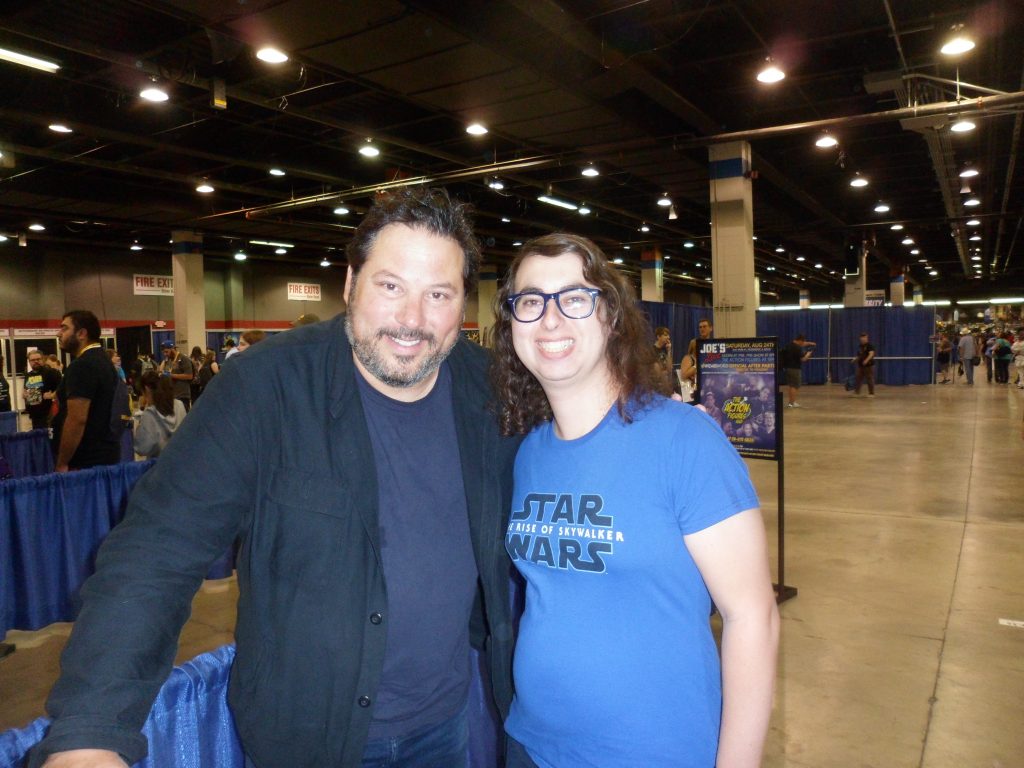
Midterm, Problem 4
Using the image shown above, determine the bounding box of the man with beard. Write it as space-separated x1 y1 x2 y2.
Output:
32 189 520 768
25 348 62 430
50 310 120 471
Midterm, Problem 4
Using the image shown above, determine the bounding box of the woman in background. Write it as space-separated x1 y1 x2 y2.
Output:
491 233 779 768
133 370 186 458
238 329 267 352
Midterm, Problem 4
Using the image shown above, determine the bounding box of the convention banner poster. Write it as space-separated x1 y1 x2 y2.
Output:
697 337 778 461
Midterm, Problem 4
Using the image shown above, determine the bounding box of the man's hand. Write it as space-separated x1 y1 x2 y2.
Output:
42 749 128 768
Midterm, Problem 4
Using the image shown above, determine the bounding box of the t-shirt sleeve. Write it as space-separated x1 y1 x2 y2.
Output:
64 358 101 401
670 407 761 534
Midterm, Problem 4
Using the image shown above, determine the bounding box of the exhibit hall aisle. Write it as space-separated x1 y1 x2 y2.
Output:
2 384 1023 767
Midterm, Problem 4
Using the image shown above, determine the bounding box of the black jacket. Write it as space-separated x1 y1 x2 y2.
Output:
32 316 520 768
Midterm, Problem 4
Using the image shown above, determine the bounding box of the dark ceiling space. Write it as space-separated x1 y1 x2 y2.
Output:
0 0 1021 302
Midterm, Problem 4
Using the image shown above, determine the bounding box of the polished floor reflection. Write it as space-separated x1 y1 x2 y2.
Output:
3 382 1023 767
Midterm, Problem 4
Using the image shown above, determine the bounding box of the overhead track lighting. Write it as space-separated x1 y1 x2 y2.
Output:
0 46 60 73
465 123 488 136
250 240 293 248
256 47 289 64
756 58 785 83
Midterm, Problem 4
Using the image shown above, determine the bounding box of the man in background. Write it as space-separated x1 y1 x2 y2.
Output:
51 310 119 471
781 334 816 408
158 341 194 411
25 349 62 430
854 332 876 397
957 329 977 386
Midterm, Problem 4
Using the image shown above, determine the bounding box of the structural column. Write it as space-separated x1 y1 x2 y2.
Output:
476 263 498 346
170 230 207 352
889 269 905 306
640 246 664 303
843 241 868 307
708 141 756 337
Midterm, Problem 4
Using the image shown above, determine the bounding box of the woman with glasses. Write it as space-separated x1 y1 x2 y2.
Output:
491 233 779 768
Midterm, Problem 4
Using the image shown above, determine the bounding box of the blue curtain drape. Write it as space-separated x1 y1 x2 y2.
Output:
0 460 155 636
0 644 502 768
755 311 830 384
829 306 934 385
0 412 16 436
0 430 55 479
639 302 713 367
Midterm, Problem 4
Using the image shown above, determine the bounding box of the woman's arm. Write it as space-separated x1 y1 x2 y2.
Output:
679 354 697 382
685 508 780 768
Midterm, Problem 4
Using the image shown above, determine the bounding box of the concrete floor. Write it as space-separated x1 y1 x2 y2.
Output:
2 381 1023 767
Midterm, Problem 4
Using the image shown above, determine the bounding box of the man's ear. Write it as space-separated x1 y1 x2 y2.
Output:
344 266 354 305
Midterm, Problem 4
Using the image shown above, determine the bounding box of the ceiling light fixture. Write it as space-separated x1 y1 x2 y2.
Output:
929 270 938 276
139 84 169 102
0 46 60 72
250 240 293 248
667 205 678 220
640 223 650 233
756 58 785 83
891 224 904 231
950 118 975 133
320 259 331 267
276 248 287 255
333 206 349 215
234 251 247 261
537 194 578 211
901 237 914 245
500 217 511 223
940 27 975 56
465 123 488 135
28 223 46 231
269 168 286 177
487 178 504 191
849 173 869 188
959 166 979 178
581 164 599 177
578 205 591 215
815 133 838 148
795 256 806 262
874 202 890 213
359 139 380 157
48 123 72 133
964 197 981 207
612 257 624 264
971 255 982 261
130 241 143 251
513 241 523 246
966 218 980 226
683 241 695 249
256 47 289 64
657 194 672 207
969 234 982 241
0 235 8 242
814 263 823 269
775 246 785 253
195 182 214 194
910 249 920 255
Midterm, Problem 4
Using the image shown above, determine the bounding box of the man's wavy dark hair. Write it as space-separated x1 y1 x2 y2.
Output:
345 187 481 294
491 233 662 436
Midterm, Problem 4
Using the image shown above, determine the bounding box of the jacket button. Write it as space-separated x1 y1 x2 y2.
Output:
358 696 371 708
370 612 383 625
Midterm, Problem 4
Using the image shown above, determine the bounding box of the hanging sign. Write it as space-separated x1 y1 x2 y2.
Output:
697 337 778 460
288 282 322 301
133 274 175 296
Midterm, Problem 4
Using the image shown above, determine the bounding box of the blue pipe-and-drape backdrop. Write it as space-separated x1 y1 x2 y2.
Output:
640 302 935 386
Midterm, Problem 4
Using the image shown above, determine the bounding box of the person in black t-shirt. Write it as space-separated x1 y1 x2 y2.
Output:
51 309 120 471
781 334 815 408
853 332 877 396
24 349 63 429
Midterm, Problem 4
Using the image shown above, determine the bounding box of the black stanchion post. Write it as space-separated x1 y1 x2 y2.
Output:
774 387 797 603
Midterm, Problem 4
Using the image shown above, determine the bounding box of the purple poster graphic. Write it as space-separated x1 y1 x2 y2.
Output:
697 337 778 461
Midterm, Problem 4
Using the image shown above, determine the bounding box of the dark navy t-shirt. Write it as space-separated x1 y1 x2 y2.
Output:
356 362 477 740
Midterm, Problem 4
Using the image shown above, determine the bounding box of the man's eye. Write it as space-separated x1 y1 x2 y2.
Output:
430 291 450 301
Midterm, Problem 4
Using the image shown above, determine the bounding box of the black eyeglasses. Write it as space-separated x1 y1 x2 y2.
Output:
506 288 602 323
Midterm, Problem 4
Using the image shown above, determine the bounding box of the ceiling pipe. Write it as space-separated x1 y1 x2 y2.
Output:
992 63 1024 273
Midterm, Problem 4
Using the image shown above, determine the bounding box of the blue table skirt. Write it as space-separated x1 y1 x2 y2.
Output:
0 412 16 436
0 430 53 479
0 644 502 768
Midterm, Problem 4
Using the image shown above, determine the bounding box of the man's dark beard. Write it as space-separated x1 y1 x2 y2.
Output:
344 313 455 390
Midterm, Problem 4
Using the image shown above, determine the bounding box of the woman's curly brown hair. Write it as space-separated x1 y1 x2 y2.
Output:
491 233 662 436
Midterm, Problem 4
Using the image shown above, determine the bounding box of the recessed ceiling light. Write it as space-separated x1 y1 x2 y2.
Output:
581 164 599 177
256 47 289 64
0 46 60 73
234 251 247 261
48 123 72 133
333 206 349 215
874 203 890 213
849 174 869 187
815 133 839 148
196 183 214 194
966 218 980 226
465 123 488 135
657 194 672 207
578 205 591 215
139 86 169 102
269 168 286 177
891 224 904 231
694 261 700 266
951 118 975 133
320 259 331 267
964 197 981 207
28 223 45 231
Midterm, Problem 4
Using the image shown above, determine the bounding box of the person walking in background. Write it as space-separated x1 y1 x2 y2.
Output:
781 334 816 407
106 349 127 382
189 346 204 403
51 310 120 472
193 349 219 401
653 325 674 394
957 329 978 386
1011 330 1024 389
133 370 186 458
984 332 997 383
25 349 62 430
491 233 778 768
992 332 1013 384
678 339 698 403
157 341 194 412
222 337 239 359
854 332 876 397
936 333 952 383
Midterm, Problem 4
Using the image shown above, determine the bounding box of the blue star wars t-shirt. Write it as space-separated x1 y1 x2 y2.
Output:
505 397 759 768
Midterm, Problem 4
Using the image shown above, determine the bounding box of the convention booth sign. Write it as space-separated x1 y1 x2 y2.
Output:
697 337 796 603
